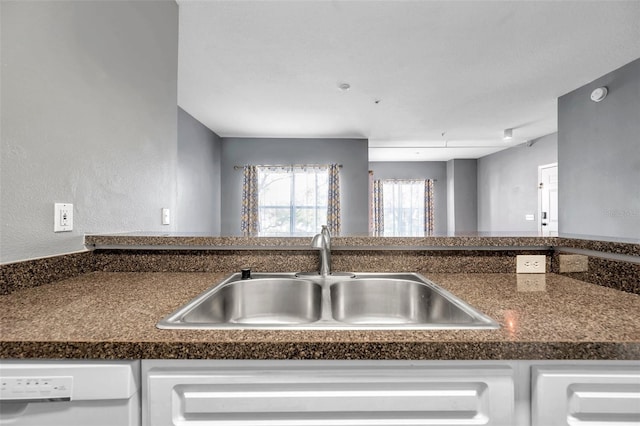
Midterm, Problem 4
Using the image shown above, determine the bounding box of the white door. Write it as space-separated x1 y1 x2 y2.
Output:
538 163 558 236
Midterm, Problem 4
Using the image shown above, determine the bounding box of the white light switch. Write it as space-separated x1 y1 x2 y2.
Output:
162 208 170 225
54 203 73 232
525 214 535 221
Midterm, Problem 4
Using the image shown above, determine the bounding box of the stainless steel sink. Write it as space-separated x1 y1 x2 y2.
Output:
162 277 322 326
331 278 478 325
157 272 499 330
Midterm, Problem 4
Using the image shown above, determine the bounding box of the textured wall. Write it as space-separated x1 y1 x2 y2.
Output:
446 159 478 234
369 161 448 235
177 107 221 234
558 58 640 242
220 138 369 236
477 133 558 233
0 1 179 263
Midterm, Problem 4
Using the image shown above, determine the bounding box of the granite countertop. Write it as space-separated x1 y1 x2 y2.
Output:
1 272 639 360
84 233 640 257
84 233 558 250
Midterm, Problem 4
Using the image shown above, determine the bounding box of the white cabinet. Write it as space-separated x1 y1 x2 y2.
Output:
532 365 640 426
142 360 515 426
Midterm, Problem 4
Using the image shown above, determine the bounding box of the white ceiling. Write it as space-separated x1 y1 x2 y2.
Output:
177 0 640 161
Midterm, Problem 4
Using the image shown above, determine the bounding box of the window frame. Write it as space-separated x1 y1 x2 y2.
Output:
256 165 329 237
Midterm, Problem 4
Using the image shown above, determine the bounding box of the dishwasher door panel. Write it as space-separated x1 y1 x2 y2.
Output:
0 360 140 426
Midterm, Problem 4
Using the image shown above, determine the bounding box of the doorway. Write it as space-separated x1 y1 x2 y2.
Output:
538 163 558 236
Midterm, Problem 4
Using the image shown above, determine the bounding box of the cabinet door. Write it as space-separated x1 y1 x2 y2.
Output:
532 365 640 425
144 361 514 426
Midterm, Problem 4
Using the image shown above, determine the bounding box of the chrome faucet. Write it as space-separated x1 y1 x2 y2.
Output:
311 225 331 277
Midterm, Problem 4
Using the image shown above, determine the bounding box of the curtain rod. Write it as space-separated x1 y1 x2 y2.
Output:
375 178 438 182
233 163 342 170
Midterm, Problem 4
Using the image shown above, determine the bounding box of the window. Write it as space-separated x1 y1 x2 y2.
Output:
257 166 328 236
382 180 425 237
371 178 434 237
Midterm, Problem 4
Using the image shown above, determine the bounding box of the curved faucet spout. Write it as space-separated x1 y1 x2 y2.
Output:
311 225 331 277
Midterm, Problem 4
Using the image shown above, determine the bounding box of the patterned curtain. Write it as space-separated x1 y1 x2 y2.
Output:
326 163 341 236
424 179 434 236
368 171 374 234
240 165 259 237
372 179 384 236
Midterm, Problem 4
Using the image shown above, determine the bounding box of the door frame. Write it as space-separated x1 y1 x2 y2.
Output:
538 163 558 236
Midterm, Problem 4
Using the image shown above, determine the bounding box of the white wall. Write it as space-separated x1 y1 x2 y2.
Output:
0 0 179 263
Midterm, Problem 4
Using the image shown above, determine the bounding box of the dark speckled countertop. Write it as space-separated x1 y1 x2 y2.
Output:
1 272 639 360
84 233 558 250
83 233 640 256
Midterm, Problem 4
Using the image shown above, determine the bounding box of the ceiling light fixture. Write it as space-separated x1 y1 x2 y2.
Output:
590 86 608 102
503 128 513 141
338 83 351 91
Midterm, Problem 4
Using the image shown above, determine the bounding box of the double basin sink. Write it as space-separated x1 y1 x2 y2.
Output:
158 272 499 330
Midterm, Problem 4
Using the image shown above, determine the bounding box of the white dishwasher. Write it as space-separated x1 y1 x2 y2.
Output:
0 360 140 426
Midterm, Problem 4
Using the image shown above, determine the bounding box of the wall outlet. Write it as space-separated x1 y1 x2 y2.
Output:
54 203 73 232
516 255 546 274
162 208 170 225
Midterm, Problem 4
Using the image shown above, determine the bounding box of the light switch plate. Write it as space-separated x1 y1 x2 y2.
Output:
54 203 73 232
516 255 546 274
162 208 170 225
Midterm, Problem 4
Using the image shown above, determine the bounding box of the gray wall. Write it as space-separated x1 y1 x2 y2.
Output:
0 0 179 263
369 162 448 235
477 133 558 234
446 160 455 234
446 159 478 235
220 138 369 236
558 58 640 242
177 107 221 234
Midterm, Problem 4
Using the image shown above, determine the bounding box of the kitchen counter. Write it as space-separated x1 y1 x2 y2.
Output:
1 272 639 360
85 233 557 250
83 233 640 256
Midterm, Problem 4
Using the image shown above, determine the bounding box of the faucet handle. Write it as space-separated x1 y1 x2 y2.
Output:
320 225 331 248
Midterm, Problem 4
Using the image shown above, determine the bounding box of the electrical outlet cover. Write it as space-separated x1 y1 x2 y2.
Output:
516 255 546 274
54 203 73 232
